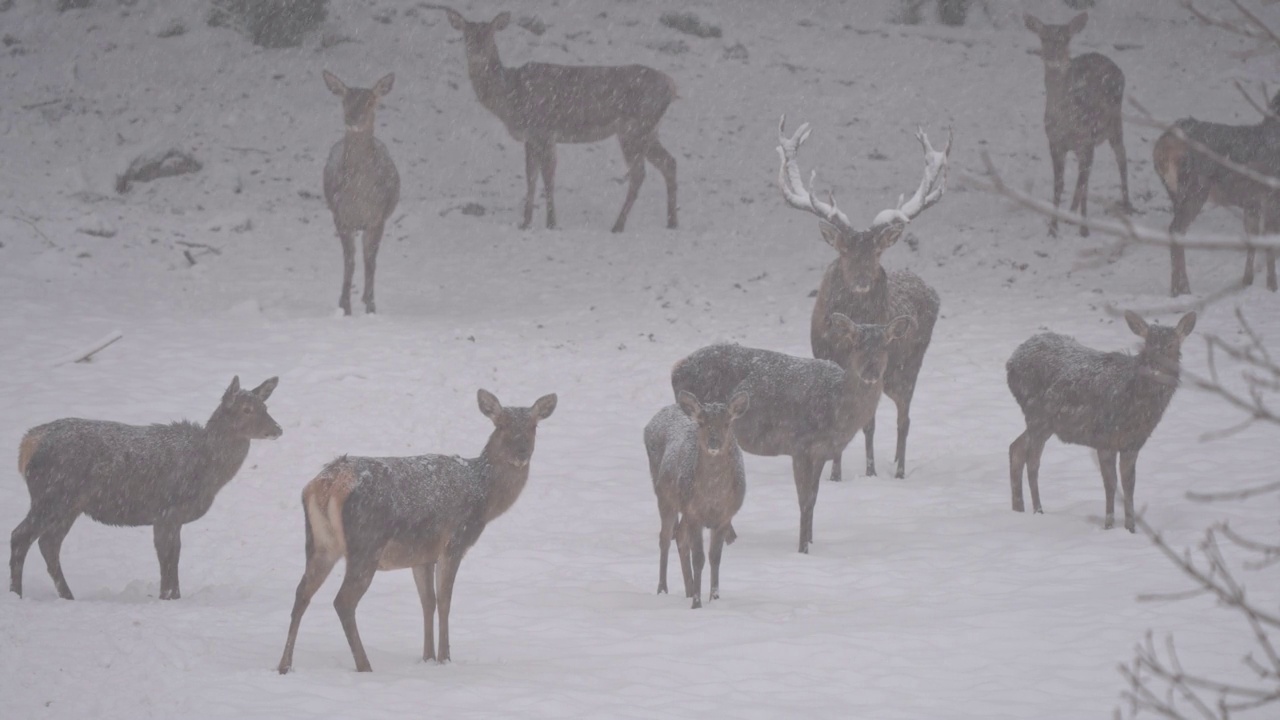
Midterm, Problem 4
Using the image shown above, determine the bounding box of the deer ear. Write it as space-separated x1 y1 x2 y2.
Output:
373 73 395 97
729 391 750 419
1176 311 1198 338
887 315 916 341
223 376 241 404
818 220 843 251
830 312 858 338
478 389 503 421
493 12 511 30
532 393 557 420
676 390 702 420
322 70 347 97
1124 310 1149 338
875 222 905 251
445 8 466 30
1068 12 1088 35
251 377 278 401
1023 13 1044 34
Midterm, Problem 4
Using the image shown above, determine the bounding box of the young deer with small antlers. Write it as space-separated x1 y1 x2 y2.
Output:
777 118 949 481
1024 12 1132 238
1154 90 1280 296
277 390 555 673
646 390 749 610
671 314 912 554
322 71 400 315
428 6 678 233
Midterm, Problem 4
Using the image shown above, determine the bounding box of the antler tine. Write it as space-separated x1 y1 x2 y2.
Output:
874 126 952 227
776 115 853 230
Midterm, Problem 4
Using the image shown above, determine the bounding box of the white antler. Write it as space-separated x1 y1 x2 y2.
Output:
872 127 953 228
777 115 853 231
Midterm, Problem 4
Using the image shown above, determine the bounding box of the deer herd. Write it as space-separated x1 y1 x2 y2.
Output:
6 8 1273 673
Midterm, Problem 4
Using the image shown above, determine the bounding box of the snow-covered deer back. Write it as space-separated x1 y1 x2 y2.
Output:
645 391 748 609
1024 12 1131 237
277 389 556 673
322 70 401 315
428 5 678 233
10 376 282 600
777 118 948 480
1006 311 1196 531
1153 90 1280 296
671 313 912 554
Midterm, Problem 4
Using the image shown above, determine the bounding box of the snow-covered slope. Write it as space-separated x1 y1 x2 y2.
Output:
1 1 1277 718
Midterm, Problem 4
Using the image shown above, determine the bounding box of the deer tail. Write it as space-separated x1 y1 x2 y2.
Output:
17 428 45 479
301 457 357 560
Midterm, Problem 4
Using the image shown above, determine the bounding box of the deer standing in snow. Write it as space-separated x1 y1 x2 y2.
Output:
1024 12 1132 237
1154 90 1280 296
671 314 912 554
323 71 400 315
777 117 948 481
277 389 556 673
428 5 678 232
1006 311 1196 532
11 376 281 600
645 390 749 609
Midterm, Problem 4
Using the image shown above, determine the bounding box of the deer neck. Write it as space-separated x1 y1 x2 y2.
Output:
1135 352 1181 395
340 128 379 161
198 408 252 490
465 46 513 118
1040 57 1071 110
476 436 531 523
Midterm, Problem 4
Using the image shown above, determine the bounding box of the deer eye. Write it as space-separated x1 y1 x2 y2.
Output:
242 405 253 414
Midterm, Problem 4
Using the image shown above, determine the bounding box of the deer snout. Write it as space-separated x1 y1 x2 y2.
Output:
263 422 284 439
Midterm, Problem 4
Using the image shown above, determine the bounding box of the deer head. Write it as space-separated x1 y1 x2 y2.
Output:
426 5 509 72
1023 12 1087 67
216 376 282 439
676 390 749 456
1126 311 1197 384
323 71 394 133
478 389 557 468
777 116 951 293
828 313 915 386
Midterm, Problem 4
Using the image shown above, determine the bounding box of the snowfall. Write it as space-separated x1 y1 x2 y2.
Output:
1 0 1277 718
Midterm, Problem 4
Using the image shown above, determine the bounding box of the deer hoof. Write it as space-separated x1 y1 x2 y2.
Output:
1079 225 1090 238
657 584 667 595
277 665 291 675
690 596 702 610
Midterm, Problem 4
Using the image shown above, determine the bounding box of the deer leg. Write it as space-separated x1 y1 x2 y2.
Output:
1168 186 1209 296
1071 144 1095 237
612 135 648 234
1119 450 1139 534
657 503 677 594
520 141 539 230
1243 209 1262 288
708 525 728 602
644 139 678 229
412 563 437 662
539 143 557 230
153 521 183 600
1097 449 1119 530
37 513 78 600
1009 431 1028 513
1268 249 1278 291
892 388 914 480
435 550 469 664
675 517 695 599
332 553 378 672
1048 143 1066 238
338 230 356 316
688 525 706 610
792 454 821 554
361 222 384 314
1024 430 1049 515
1109 125 1134 214
860 416 875 478
9 504 52 597
277 548 340 674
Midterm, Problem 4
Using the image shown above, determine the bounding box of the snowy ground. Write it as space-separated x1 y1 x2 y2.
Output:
1 1 1277 718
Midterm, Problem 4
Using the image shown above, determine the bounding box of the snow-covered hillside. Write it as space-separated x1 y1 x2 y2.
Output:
1 1 1277 718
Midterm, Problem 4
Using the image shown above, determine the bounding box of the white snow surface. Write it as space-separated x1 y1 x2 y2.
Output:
2 1 1278 718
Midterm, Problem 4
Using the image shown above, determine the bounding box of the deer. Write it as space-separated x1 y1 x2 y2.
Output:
10 376 281 600
427 6 678 233
1006 311 1196 533
322 70 400 316
671 313 913 554
645 390 749 610
777 117 949 481
1153 90 1280 296
277 389 556 673
1024 12 1132 238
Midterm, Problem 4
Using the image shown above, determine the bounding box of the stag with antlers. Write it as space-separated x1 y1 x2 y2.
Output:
777 117 951 481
